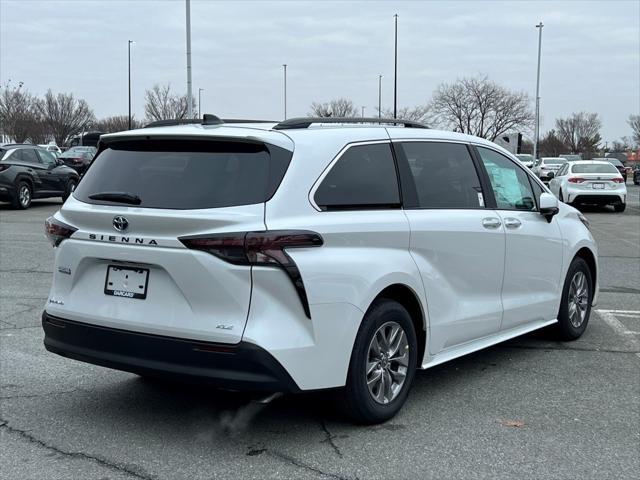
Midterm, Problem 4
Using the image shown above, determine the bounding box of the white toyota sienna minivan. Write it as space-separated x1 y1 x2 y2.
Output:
43 116 598 423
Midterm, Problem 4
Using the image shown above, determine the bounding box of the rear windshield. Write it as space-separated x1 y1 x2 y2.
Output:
571 163 619 174
543 159 566 165
74 139 292 209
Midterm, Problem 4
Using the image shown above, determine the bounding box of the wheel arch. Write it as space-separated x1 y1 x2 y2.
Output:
369 283 426 367
575 247 597 292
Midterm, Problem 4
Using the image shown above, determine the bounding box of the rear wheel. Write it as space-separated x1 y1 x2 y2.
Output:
555 257 593 340
342 299 417 424
614 203 626 212
12 181 32 209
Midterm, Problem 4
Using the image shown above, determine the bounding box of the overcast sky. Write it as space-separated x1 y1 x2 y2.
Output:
1 0 638 142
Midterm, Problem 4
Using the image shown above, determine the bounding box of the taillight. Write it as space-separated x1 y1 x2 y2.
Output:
568 177 586 183
180 230 323 318
613 178 624 183
45 217 77 247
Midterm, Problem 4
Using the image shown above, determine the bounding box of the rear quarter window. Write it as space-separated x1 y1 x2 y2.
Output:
73 139 291 209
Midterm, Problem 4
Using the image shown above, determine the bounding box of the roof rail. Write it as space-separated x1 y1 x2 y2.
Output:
143 115 280 129
272 117 429 130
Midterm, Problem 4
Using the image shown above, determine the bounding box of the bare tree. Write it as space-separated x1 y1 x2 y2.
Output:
628 114 640 146
0 81 41 143
95 115 142 133
429 75 534 141
555 112 601 154
309 98 358 117
380 105 430 123
538 130 568 157
37 90 95 146
144 83 195 121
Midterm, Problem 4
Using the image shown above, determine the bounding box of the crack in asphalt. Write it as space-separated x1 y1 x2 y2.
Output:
0 418 156 480
0 269 53 274
267 449 351 480
319 419 343 458
503 344 639 354
0 387 86 400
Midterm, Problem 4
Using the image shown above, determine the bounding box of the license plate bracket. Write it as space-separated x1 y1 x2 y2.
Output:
593 183 605 189
104 265 149 299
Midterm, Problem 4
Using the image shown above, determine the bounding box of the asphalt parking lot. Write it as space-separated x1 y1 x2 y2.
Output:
1 186 638 480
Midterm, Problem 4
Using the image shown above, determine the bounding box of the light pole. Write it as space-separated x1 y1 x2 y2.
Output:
198 88 204 118
533 22 544 161
128 40 134 129
185 0 193 118
378 74 382 118
361 106 366 118
283 64 287 119
393 14 398 119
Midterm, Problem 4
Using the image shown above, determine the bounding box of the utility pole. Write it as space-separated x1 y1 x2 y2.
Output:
283 64 287 119
533 22 544 161
198 88 204 118
186 0 193 118
393 14 398 119
128 40 134 129
361 106 366 118
378 75 382 118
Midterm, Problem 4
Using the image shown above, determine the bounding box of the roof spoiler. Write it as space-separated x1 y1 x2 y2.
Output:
272 117 429 130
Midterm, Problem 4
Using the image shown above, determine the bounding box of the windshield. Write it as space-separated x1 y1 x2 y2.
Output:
571 163 619 174
74 139 292 210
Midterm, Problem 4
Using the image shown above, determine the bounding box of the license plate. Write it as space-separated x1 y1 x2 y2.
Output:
593 183 605 189
104 265 149 299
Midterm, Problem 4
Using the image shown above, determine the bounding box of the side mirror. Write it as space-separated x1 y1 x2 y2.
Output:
539 192 559 222
547 171 555 179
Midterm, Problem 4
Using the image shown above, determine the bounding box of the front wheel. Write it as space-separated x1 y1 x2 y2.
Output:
614 203 626 213
555 257 593 341
62 179 77 202
342 299 417 424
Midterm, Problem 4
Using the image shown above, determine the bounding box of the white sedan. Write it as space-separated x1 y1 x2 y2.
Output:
548 160 627 212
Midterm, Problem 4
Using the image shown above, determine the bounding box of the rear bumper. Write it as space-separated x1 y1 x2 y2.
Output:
570 193 625 205
42 311 300 393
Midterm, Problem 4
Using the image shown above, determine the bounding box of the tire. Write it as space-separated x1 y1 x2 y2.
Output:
614 203 626 213
555 257 593 341
341 299 418 424
11 181 32 209
62 179 77 202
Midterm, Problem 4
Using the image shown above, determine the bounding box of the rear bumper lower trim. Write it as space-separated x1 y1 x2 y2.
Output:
42 311 300 393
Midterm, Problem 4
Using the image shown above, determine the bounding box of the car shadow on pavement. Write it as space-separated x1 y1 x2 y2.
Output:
0 199 62 210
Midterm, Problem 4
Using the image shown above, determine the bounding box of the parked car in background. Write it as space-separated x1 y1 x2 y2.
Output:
66 132 105 149
515 154 534 168
560 154 582 162
0 144 79 209
633 164 640 185
548 160 626 212
38 144 62 157
533 157 568 181
58 147 96 174
592 157 627 182
42 116 598 424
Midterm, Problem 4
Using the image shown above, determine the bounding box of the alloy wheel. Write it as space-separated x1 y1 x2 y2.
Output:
568 271 589 328
19 185 30 207
366 321 410 404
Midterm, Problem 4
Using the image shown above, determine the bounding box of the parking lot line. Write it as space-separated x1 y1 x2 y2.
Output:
596 309 640 336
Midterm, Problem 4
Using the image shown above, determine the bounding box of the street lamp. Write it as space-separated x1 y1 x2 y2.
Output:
393 14 398 119
533 22 544 161
128 40 135 130
198 88 204 118
283 64 287 120
186 0 193 118
378 75 382 118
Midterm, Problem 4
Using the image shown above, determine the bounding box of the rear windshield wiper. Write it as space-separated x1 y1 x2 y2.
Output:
88 191 142 205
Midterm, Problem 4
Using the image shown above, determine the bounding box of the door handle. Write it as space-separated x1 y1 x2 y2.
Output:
482 217 501 229
504 218 522 229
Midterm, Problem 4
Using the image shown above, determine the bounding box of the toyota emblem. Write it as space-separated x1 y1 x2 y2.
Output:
112 216 129 232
